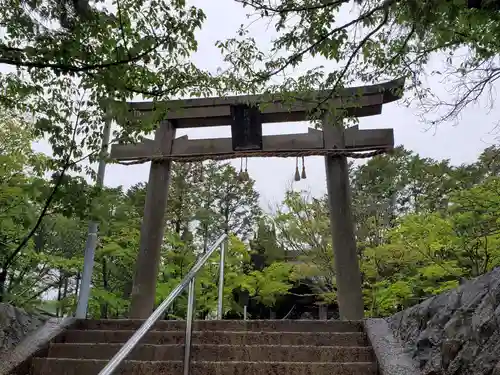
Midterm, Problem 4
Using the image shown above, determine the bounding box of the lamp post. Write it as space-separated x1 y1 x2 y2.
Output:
75 118 111 319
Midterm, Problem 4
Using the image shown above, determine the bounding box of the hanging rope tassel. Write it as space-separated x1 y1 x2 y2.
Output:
237 157 244 181
301 156 307 179
243 157 249 181
198 162 204 182
294 157 301 181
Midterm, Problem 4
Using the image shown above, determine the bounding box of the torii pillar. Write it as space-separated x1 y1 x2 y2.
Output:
323 115 364 320
129 120 176 319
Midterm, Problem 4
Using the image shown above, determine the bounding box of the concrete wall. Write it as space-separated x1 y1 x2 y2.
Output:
365 318 420 375
0 303 77 375
388 266 500 375
0 303 49 356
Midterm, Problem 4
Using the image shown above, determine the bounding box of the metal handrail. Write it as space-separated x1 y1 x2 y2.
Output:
98 232 228 375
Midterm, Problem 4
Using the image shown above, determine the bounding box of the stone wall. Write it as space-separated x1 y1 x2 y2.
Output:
0 303 49 355
388 266 500 375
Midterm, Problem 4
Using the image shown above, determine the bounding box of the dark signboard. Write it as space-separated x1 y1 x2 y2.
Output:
230 104 263 151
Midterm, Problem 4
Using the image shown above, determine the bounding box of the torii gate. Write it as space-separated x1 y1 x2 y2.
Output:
110 78 404 320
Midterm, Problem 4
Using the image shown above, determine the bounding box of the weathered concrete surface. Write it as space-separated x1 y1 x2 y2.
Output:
365 318 420 375
47 343 374 362
62 329 368 346
32 358 379 375
77 318 364 332
493 362 500 375
0 317 76 375
0 303 49 355
388 266 500 375
33 319 377 375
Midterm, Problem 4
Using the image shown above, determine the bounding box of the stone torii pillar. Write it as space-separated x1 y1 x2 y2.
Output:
323 115 364 320
129 120 176 319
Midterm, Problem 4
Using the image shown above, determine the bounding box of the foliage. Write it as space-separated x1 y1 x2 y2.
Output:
352 148 500 316
266 145 500 317
4 116 500 319
0 120 280 317
273 191 336 303
0 115 50 303
238 262 295 307
219 0 500 126
0 0 224 170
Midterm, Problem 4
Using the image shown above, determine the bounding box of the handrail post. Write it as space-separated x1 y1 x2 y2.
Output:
217 240 226 320
183 278 195 375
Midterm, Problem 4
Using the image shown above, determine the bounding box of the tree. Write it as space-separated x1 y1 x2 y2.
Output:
249 218 286 270
237 261 295 310
167 162 202 236
0 0 221 163
360 174 500 316
0 115 49 302
273 190 337 303
194 161 261 249
220 0 500 126
448 176 500 276
351 147 458 252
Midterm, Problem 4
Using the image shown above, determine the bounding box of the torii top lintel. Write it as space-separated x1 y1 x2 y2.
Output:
117 78 404 129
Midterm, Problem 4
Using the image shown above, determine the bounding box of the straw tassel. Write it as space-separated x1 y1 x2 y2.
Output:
198 162 204 182
238 158 249 181
243 158 249 181
238 158 244 182
294 157 301 181
301 156 307 179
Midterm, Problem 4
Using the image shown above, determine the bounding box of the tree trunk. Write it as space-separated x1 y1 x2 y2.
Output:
202 186 212 253
202 224 209 253
224 207 230 234
0 269 7 303
56 271 63 317
6 269 14 293
62 274 69 317
174 192 184 234
75 272 81 297
101 257 108 318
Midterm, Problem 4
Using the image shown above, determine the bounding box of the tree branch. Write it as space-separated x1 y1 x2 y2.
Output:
236 0 347 14
0 37 161 73
313 2 391 112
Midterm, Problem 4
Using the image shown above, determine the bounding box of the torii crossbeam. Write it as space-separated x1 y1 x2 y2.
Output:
110 125 393 162
111 78 404 320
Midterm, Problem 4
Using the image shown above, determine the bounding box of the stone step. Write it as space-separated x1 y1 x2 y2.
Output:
48 343 374 362
76 319 364 333
32 358 378 375
60 330 369 346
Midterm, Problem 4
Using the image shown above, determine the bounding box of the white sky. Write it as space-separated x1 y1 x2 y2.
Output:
104 1 500 210
16 1 500 210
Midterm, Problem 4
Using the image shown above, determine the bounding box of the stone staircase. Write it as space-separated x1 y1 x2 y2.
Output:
31 319 378 375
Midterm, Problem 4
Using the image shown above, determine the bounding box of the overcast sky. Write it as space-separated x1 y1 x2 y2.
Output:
25 1 500 211
102 1 499 211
